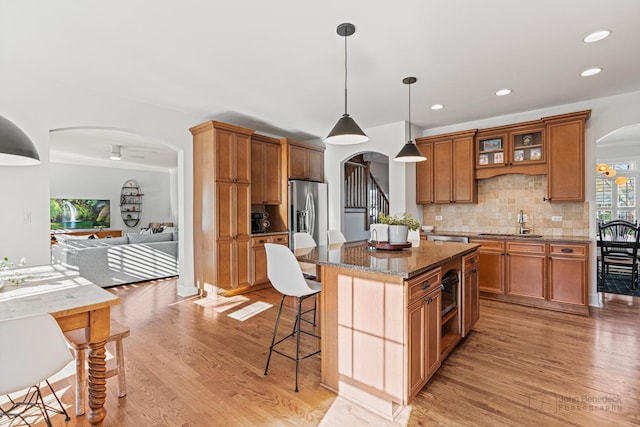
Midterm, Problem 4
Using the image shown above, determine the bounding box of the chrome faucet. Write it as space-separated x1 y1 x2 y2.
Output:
518 209 530 235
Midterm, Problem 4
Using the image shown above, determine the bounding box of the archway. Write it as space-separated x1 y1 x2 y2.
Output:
341 151 389 242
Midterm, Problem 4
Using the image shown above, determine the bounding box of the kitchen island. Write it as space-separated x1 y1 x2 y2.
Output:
295 239 480 420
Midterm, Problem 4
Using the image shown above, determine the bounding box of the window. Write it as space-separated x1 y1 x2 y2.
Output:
596 161 637 223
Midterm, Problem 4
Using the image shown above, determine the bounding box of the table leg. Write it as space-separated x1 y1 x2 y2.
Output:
87 340 108 425
86 307 111 426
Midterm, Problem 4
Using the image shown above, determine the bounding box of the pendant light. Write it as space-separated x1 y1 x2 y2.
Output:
0 115 40 165
325 23 368 145
394 77 426 162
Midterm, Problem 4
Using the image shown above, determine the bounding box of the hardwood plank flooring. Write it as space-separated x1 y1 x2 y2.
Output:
22 280 640 426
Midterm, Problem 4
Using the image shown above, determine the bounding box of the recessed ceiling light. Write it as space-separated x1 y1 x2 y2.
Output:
496 89 511 96
581 67 602 77
431 104 444 110
584 30 611 43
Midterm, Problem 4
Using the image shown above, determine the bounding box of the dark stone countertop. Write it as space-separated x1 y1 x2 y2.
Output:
251 231 289 237
295 240 479 279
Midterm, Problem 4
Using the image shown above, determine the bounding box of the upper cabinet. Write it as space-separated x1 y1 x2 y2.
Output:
543 111 591 202
281 138 325 182
251 134 282 205
415 110 590 204
475 122 546 179
416 130 477 204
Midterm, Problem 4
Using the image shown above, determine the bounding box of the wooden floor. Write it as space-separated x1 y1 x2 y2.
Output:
22 280 640 426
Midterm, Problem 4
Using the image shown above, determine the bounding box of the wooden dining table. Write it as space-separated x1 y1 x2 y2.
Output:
0 264 120 426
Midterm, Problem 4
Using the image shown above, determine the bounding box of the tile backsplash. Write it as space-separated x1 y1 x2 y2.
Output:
421 175 589 236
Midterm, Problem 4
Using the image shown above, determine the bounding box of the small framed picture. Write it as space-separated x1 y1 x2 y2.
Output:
479 154 488 165
522 134 533 146
530 148 542 160
482 138 502 152
494 152 504 163
514 150 524 162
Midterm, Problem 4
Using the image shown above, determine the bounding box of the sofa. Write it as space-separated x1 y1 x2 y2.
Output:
51 231 179 287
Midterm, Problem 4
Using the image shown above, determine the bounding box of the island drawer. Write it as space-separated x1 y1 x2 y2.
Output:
407 267 441 306
463 252 479 272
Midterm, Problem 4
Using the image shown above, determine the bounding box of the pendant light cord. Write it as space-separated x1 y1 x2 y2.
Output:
407 81 412 142
344 34 348 115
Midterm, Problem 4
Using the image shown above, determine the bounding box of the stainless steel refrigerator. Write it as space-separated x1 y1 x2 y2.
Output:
288 180 328 248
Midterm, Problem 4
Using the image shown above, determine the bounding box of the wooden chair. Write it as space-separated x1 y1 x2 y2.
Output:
64 319 130 416
598 220 640 289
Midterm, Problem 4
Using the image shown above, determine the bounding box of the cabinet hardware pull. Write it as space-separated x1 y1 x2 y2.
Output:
472 269 478 273
561 248 574 253
425 297 432 304
421 281 430 290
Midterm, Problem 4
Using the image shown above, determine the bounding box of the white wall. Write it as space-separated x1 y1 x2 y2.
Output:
50 163 174 232
0 71 197 296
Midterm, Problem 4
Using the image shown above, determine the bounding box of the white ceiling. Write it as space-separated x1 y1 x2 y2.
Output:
4 1 640 169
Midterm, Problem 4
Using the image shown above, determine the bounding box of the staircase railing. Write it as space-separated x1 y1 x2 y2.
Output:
344 161 389 229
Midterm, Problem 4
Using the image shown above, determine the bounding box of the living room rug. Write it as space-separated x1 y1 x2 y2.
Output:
597 273 640 297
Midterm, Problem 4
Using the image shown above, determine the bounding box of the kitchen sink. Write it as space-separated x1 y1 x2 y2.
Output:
478 233 543 238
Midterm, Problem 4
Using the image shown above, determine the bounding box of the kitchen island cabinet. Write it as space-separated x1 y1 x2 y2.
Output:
296 240 479 419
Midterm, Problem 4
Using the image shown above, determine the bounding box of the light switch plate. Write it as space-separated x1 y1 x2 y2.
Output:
435 215 443 221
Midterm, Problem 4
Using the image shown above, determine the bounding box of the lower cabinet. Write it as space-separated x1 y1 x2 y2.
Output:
505 241 546 300
251 234 289 285
473 239 589 315
407 277 441 400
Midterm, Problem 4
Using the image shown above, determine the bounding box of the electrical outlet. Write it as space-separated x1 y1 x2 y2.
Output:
552 216 562 222
23 211 31 224
523 214 528 222
435 215 443 221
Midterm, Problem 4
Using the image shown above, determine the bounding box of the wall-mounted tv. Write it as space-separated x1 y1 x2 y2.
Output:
50 199 110 230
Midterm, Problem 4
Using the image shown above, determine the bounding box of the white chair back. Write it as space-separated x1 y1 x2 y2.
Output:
327 229 347 245
370 224 389 242
265 244 318 298
293 232 317 249
0 313 74 395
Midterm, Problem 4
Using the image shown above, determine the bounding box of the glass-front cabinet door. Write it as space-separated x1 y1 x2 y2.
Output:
510 128 545 166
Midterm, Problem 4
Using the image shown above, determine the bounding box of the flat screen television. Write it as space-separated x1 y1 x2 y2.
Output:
50 199 110 230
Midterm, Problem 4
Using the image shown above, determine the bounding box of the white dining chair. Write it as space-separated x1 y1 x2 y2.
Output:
327 229 346 245
263 243 321 392
0 313 72 425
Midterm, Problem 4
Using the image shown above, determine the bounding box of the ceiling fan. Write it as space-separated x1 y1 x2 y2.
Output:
109 144 147 161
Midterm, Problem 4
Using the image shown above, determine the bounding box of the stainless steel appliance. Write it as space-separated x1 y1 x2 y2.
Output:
426 234 470 243
288 180 328 248
440 270 459 317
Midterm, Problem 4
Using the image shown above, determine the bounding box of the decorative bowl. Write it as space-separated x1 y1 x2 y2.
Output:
422 225 434 232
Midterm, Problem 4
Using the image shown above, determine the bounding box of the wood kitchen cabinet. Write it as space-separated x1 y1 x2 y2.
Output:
191 120 254 295
251 134 282 205
407 269 441 400
470 239 505 295
251 233 288 285
415 130 477 204
462 251 480 337
542 110 591 202
415 142 433 204
475 123 546 179
283 138 325 182
548 243 588 308
475 237 589 315
506 241 547 300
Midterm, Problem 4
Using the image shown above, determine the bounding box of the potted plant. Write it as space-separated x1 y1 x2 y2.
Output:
378 212 420 243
